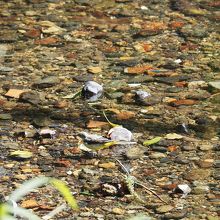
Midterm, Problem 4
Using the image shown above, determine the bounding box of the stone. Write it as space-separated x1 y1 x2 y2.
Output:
87 66 102 74
165 133 183 140
214 160 220 168
184 169 211 181
196 159 214 168
0 67 14 72
199 144 214 151
81 81 103 101
149 152 166 159
19 91 42 105
98 162 116 169
170 99 198 107
125 147 144 159
188 81 207 89
33 76 60 88
182 145 197 151
208 81 220 91
163 210 187 219
156 205 174 214
179 24 208 38
112 207 125 215
0 114 12 120
108 126 133 142
193 185 209 194
207 216 219 220
0 44 8 57
24 29 41 38
35 37 60 45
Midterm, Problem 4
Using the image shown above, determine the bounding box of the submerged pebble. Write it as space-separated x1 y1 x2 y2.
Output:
82 81 103 101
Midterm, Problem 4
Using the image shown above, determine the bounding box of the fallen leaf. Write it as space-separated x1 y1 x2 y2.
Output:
38 205 54 210
169 21 185 29
54 160 72 167
161 183 178 190
21 199 39 208
10 150 33 159
143 137 162 146
112 207 125 215
99 162 116 169
175 81 188 87
167 145 178 152
5 89 27 98
165 133 183 140
124 65 154 74
87 66 102 74
35 37 59 45
134 42 153 53
24 29 41 38
115 111 136 120
87 120 109 129
170 99 198 106
139 21 167 35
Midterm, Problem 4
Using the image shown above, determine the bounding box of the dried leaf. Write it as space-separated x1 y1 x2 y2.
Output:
5 89 27 99
87 120 109 129
165 133 183 140
21 199 39 209
9 150 33 159
87 66 102 74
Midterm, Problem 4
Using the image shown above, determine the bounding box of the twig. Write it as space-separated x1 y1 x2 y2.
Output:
135 181 168 204
115 159 167 204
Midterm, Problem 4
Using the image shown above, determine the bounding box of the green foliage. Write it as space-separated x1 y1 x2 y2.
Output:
143 137 162 146
0 176 78 220
50 178 79 210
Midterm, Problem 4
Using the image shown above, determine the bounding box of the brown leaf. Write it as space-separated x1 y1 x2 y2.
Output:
87 66 102 74
161 183 178 190
87 120 109 129
124 65 154 74
175 81 188 87
54 159 72 167
115 111 136 120
139 21 167 35
170 99 198 106
167 145 178 152
5 89 27 98
21 199 39 208
35 37 59 45
169 21 185 29
24 29 41 38
98 162 116 169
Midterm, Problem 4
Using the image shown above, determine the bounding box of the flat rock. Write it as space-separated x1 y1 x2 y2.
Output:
149 152 166 159
125 147 144 159
208 81 220 91
19 91 42 105
32 76 60 88
156 205 174 214
199 144 214 151
184 168 212 181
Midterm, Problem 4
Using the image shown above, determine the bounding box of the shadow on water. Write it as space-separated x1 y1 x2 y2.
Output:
1 100 219 139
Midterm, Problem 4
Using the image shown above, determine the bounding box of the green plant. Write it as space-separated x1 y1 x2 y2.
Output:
0 176 78 220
